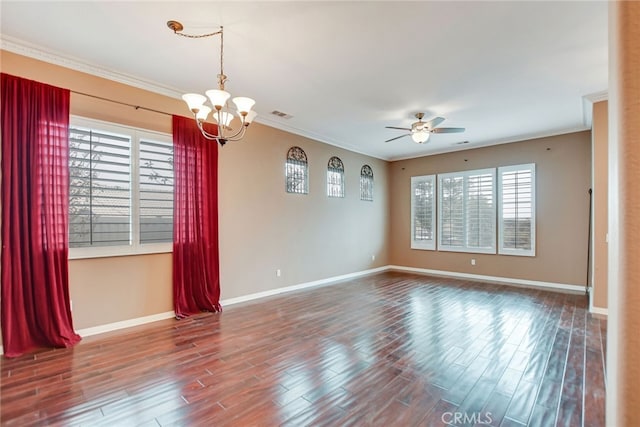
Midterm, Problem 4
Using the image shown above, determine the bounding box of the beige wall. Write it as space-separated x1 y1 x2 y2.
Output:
389 132 592 286
1 50 389 329
592 100 608 309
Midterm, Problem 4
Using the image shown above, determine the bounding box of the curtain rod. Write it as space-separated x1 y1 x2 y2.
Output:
71 90 174 117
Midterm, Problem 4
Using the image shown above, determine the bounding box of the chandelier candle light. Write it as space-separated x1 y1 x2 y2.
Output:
168 20 257 146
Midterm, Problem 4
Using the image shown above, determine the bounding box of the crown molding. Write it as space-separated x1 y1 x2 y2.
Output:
1 35 184 100
582 90 609 129
388 125 591 162
1 35 388 161
584 90 609 103
255 114 388 161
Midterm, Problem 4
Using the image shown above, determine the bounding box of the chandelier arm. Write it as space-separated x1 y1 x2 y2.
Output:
196 119 224 141
219 120 249 142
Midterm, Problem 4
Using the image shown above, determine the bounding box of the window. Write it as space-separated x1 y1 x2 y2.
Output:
498 164 535 256
139 139 174 244
327 156 345 198
411 175 436 250
285 146 308 194
68 117 173 258
360 165 374 201
438 168 496 254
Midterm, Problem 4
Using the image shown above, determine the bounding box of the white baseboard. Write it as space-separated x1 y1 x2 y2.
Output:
0 264 589 357
221 266 390 307
1 312 176 356
76 311 176 338
388 265 586 293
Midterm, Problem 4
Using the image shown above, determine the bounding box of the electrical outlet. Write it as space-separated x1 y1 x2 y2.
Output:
371 254 376 261
70 300 73 311
276 269 281 277
471 259 476 266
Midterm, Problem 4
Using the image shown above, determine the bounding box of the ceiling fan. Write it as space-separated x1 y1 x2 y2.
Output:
385 113 465 144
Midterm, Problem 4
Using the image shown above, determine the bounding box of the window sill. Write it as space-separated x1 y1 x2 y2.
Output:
69 244 172 260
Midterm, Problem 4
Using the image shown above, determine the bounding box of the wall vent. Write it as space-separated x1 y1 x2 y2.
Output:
271 110 293 119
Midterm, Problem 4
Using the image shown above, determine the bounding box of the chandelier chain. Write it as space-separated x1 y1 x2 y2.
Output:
170 28 223 39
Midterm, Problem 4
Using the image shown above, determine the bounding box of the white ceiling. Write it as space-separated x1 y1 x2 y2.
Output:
0 1 608 160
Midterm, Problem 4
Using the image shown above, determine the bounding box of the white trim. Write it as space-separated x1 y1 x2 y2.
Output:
221 266 390 307
438 168 497 254
255 115 387 161
497 163 536 257
388 126 591 162
67 116 174 259
582 91 608 129
590 306 609 316
0 35 185 99
1 35 387 162
410 175 436 250
76 311 175 338
388 265 585 293
0 264 588 357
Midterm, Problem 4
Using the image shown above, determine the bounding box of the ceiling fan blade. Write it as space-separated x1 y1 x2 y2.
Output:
385 134 410 143
431 127 466 134
424 116 445 129
385 126 412 131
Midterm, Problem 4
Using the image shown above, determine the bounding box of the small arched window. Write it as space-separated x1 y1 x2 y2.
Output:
285 146 308 194
327 156 345 198
360 165 374 201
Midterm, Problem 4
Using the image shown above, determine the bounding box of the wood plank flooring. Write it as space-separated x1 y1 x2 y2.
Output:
0 272 606 426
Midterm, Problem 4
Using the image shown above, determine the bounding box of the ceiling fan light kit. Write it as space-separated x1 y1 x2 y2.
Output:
168 20 257 146
385 112 465 144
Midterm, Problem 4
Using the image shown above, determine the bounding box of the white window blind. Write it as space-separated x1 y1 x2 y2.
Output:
498 164 536 256
139 139 174 244
438 168 496 254
69 126 131 248
411 175 436 250
69 117 173 258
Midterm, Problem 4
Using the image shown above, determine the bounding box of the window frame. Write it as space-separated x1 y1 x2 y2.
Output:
360 164 374 201
411 175 436 250
285 146 309 195
68 116 173 260
327 156 345 198
437 168 497 254
498 163 536 257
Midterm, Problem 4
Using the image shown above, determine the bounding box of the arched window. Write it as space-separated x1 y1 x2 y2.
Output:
327 156 345 198
285 146 308 194
360 165 374 201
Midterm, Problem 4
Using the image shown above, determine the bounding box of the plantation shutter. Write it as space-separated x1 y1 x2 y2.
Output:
411 175 436 250
139 138 174 244
69 126 131 248
466 170 496 250
499 164 536 256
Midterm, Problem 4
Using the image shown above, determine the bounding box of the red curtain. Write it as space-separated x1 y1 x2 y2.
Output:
172 115 222 317
1 73 81 357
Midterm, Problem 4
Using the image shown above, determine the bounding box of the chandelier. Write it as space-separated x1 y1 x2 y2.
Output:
168 20 257 146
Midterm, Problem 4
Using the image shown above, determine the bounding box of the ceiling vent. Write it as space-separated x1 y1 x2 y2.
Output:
271 110 293 119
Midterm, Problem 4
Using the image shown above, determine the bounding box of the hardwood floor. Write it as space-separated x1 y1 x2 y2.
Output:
0 272 606 426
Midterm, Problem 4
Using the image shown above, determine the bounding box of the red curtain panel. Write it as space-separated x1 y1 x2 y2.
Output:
1 73 81 357
172 115 222 317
